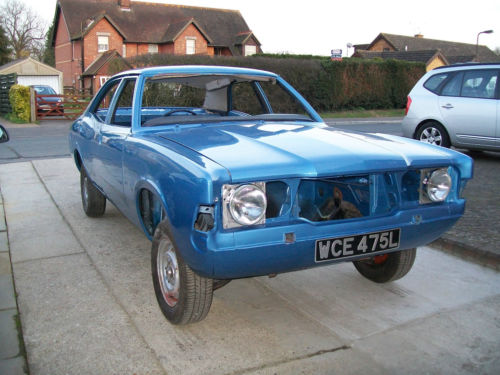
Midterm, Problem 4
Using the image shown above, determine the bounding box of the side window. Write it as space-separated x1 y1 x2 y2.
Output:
441 72 463 97
461 70 497 99
231 82 265 115
111 79 136 127
93 80 120 122
424 73 448 93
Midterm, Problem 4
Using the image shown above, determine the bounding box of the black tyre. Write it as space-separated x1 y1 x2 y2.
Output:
152 221 213 325
415 122 451 148
352 248 417 283
80 168 106 217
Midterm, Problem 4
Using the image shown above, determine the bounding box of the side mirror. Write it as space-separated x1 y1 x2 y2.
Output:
0 124 9 143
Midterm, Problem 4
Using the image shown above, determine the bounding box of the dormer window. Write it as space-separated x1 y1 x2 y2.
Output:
97 35 109 52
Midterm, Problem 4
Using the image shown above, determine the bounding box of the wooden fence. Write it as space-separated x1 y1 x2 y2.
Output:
34 92 92 121
0 74 17 115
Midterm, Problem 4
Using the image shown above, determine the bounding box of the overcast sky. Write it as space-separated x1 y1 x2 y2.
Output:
19 0 500 56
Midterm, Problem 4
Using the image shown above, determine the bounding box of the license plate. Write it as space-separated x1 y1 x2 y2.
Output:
315 228 400 262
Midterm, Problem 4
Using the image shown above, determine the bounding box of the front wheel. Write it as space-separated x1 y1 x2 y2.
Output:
151 221 213 324
80 168 106 217
352 248 416 283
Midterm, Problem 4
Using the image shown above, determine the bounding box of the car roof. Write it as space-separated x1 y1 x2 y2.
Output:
113 65 279 79
433 62 500 71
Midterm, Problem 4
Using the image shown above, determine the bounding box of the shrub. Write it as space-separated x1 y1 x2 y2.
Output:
9 84 31 122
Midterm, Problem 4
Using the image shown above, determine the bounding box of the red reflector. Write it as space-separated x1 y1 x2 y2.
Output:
405 96 412 116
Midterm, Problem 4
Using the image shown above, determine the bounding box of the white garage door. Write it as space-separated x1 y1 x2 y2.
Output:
17 75 60 94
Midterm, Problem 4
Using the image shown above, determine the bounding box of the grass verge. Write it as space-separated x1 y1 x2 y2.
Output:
320 109 405 118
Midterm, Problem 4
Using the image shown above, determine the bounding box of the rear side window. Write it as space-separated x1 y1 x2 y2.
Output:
424 73 448 93
461 70 498 99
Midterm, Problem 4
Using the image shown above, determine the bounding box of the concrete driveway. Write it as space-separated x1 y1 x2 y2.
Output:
0 158 499 374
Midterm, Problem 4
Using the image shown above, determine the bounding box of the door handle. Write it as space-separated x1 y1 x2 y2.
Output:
441 104 454 109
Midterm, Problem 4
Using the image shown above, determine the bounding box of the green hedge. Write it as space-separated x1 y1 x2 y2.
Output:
123 54 425 112
9 84 31 122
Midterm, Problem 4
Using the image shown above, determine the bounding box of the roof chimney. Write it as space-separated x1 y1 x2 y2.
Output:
118 0 130 10
414 33 424 38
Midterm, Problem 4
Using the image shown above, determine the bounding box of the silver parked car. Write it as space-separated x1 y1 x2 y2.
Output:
402 63 499 152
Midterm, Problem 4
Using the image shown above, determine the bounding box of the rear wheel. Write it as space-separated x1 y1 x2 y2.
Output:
415 122 450 148
80 168 106 217
352 248 416 283
152 221 213 324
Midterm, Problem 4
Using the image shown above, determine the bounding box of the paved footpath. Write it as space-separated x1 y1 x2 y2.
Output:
0 158 500 374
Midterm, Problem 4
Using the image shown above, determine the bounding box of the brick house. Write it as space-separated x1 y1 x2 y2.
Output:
52 0 262 92
353 33 499 71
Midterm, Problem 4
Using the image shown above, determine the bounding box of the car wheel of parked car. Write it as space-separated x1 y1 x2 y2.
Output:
352 248 416 283
152 221 213 324
415 122 450 148
80 168 106 217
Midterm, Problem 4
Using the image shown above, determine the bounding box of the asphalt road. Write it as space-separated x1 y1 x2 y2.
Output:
0 120 71 163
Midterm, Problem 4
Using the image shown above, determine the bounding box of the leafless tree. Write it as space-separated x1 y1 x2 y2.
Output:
0 0 46 59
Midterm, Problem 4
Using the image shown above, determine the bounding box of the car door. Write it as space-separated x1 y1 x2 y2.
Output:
81 79 121 187
438 69 498 149
97 77 137 211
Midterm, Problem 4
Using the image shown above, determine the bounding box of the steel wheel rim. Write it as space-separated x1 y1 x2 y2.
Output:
157 240 180 307
420 127 442 146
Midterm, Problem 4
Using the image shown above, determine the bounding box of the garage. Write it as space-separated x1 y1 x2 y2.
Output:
17 75 61 93
0 57 63 93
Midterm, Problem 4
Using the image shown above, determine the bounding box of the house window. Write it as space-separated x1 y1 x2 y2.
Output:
186 38 196 55
98 36 109 52
99 76 110 87
245 45 257 56
148 44 158 53
122 44 127 57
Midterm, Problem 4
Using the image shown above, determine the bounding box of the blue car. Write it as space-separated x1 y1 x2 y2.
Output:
69 65 473 324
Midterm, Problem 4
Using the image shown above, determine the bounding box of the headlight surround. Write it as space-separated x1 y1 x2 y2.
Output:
420 168 452 203
222 183 267 228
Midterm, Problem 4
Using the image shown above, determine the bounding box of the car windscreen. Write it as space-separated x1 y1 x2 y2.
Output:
34 86 56 95
140 74 314 126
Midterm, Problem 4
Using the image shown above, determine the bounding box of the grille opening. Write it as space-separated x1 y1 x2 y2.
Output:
266 181 289 218
298 177 369 222
402 170 420 202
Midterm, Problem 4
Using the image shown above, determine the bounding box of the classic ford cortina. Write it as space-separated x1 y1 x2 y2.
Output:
69 65 473 324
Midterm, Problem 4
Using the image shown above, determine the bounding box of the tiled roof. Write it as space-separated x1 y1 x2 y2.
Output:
82 49 131 75
369 33 499 62
56 0 258 54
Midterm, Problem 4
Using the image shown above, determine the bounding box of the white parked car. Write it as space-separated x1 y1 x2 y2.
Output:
402 63 499 152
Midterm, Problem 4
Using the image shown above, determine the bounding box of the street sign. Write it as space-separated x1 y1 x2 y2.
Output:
331 49 342 61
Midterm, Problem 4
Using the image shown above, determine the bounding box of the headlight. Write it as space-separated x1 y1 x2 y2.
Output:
222 183 266 228
420 168 452 203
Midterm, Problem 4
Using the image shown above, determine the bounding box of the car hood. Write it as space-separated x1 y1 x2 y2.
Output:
155 122 471 182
